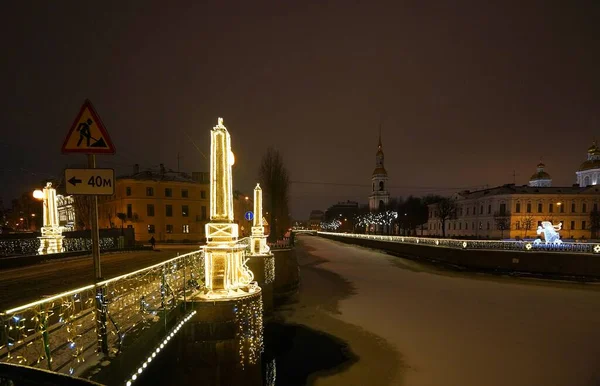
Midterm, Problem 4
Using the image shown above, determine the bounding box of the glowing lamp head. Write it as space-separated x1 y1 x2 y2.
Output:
33 190 44 200
229 151 235 166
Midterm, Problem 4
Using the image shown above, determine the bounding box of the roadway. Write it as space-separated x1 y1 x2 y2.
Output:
0 246 197 311
287 235 600 386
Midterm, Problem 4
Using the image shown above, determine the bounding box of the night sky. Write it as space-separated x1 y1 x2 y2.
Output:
1 1 598 220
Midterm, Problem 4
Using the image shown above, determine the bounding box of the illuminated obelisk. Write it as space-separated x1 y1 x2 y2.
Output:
200 118 256 298
247 183 275 315
250 184 270 255
38 182 64 254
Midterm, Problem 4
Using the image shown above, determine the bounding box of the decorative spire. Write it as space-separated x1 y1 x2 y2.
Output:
378 122 382 149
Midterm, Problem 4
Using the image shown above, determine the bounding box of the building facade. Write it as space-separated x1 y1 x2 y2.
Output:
427 183 600 240
98 165 210 242
308 210 324 230
368 132 390 212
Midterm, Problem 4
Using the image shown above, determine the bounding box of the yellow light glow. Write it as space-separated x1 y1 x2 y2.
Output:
202 118 255 298
33 190 44 200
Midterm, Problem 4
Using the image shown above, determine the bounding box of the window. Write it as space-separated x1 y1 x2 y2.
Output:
201 190 207 199
488 205 491 214
201 206 207 220
480 206 483 215
537 203 543 213
538 221 542 227
165 188 172 197
148 224 155 233
127 224 133 229
571 203 576 213
582 221 587 230
526 203 532 213
479 222 482 230
182 225 189 233
127 204 132 218
560 204 564 213
515 203 521 213
146 187 154 196
516 221 520 230
181 189 189 198
486 222 490 230
379 181 384 191
548 203 553 213
595 203 599 212
147 204 155 217
166 204 173 217
571 221 575 230
583 203 587 213
182 205 189 217
126 187 132 196
472 222 475 230
465 222 469 230
467 208 470 215
166 224 173 233
459 222 462 230
500 203 506 215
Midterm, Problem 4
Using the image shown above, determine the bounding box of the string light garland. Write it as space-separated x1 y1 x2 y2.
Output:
124 310 197 386
234 294 263 369
1 250 204 376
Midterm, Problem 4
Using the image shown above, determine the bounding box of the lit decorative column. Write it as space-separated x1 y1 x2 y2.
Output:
250 184 270 255
37 182 64 254
202 118 256 298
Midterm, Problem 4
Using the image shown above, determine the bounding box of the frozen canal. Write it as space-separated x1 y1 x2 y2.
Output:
284 235 600 386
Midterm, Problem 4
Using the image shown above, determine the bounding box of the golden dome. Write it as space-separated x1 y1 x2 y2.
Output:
588 141 600 155
373 166 387 176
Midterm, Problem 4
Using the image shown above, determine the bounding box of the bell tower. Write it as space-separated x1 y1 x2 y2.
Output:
369 127 390 212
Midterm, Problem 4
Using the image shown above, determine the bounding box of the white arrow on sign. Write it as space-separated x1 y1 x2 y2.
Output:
65 168 115 195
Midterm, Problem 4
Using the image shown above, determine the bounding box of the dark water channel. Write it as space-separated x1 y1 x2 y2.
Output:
138 321 355 386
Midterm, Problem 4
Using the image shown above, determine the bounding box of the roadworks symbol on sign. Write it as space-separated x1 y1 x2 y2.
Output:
62 99 115 154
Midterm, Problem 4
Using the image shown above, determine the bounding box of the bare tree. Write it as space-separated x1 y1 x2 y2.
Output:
117 212 127 234
259 147 291 242
590 209 600 239
72 196 92 230
493 211 511 239
435 197 457 238
522 214 534 239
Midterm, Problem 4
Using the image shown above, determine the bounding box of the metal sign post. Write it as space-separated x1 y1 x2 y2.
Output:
63 99 115 357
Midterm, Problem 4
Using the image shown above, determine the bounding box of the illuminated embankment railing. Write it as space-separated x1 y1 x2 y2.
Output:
0 236 118 257
318 232 600 254
0 249 205 377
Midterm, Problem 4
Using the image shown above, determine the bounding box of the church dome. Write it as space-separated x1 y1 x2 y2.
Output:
578 159 600 172
588 143 600 155
530 170 551 181
372 166 387 176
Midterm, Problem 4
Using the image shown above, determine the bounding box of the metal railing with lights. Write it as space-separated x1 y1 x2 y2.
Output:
318 232 600 254
0 249 205 378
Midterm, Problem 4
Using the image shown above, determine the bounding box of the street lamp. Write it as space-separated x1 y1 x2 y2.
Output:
33 190 44 200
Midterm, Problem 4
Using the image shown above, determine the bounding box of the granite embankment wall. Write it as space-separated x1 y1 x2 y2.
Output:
320 234 600 278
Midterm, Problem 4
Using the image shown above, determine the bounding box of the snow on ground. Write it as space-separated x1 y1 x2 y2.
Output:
289 235 600 386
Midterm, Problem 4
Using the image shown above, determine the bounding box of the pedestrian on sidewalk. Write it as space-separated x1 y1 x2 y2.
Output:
149 236 156 250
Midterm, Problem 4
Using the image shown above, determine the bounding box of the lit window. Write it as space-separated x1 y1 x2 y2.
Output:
148 224 155 233
182 225 189 233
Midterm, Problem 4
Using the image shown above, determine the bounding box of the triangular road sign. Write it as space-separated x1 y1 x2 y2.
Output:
62 99 115 154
